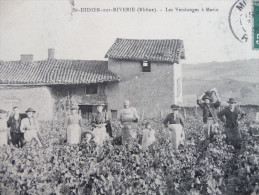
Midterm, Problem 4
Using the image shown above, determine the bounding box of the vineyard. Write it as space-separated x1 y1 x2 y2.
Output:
0 107 259 195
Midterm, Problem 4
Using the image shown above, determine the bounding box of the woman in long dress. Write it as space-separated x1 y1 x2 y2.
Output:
163 104 185 152
0 109 9 147
119 100 139 144
91 105 110 146
67 105 82 144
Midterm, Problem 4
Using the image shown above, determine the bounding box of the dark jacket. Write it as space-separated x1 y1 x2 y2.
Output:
7 113 27 134
197 99 221 123
91 112 108 127
163 113 185 127
218 107 246 128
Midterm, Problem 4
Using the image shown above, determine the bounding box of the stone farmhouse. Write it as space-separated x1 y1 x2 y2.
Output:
0 38 185 120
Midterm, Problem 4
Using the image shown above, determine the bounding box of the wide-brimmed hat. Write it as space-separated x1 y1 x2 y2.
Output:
0 109 7 114
227 98 237 104
25 108 36 113
202 95 211 101
171 104 180 110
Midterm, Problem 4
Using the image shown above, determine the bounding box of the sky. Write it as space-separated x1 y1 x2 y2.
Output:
0 0 258 63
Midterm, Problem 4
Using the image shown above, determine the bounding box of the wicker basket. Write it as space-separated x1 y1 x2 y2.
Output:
249 124 259 137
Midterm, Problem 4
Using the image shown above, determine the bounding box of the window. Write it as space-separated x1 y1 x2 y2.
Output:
142 61 151 72
78 105 93 121
85 84 98 94
111 110 118 119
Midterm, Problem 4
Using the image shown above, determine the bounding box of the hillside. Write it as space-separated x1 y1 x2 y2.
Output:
182 59 259 106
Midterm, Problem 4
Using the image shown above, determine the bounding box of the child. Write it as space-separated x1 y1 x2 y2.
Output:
142 122 156 151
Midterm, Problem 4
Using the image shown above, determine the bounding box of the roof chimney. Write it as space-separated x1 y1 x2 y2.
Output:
48 48 55 59
21 54 33 63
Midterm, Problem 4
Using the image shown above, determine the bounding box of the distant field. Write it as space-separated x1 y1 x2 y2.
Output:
182 59 259 106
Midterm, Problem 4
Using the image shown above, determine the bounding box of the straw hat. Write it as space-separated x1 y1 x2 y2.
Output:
25 108 36 113
0 109 7 114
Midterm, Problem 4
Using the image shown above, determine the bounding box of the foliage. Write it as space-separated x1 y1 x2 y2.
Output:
0 112 259 195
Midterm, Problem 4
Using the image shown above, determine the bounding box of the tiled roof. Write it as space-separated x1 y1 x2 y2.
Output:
0 59 119 85
105 38 185 63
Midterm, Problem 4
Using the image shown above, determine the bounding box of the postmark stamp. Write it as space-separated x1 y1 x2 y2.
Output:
229 0 253 43
253 0 259 49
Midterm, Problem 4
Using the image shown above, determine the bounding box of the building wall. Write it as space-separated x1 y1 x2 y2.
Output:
0 86 54 120
106 59 183 118
50 84 107 106
50 84 108 117
0 84 108 121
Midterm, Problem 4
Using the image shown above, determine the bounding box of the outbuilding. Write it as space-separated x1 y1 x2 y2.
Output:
105 38 185 118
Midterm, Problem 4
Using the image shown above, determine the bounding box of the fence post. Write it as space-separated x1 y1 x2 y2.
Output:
141 110 144 121
160 108 163 118
64 104 67 117
183 107 187 118
195 106 198 116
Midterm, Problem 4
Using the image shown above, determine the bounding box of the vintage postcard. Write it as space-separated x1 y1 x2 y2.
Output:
0 0 258 194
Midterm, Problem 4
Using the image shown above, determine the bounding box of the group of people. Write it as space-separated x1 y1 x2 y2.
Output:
66 100 155 150
0 107 43 148
66 88 246 153
196 88 246 149
160 88 246 151
66 103 113 146
0 89 247 151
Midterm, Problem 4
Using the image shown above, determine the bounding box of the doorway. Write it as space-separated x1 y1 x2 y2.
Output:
78 105 93 121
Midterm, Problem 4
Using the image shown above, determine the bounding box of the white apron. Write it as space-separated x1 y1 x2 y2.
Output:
168 124 185 151
92 125 109 146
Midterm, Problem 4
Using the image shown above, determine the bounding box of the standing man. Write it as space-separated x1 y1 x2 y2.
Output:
163 104 185 152
218 98 246 149
120 100 139 123
197 90 221 141
119 100 139 144
7 107 26 148
20 108 43 147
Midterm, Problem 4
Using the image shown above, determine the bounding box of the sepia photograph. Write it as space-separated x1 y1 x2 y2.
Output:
0 0 259 194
